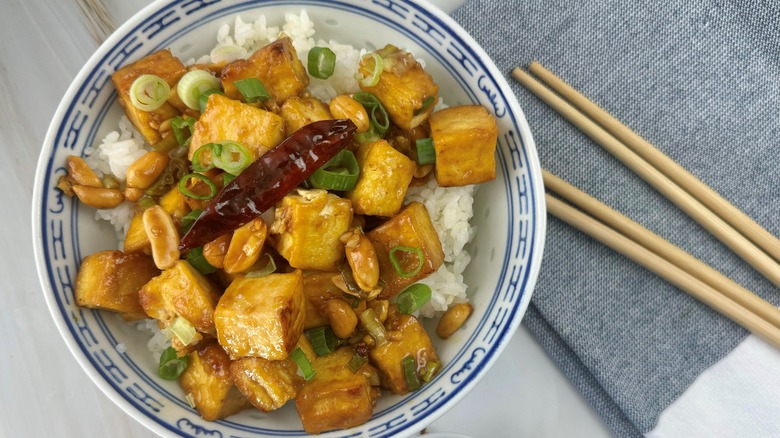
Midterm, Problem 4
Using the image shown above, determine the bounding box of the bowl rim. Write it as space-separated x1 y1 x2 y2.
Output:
32 0 547 436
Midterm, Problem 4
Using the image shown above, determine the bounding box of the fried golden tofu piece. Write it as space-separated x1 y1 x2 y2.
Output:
358 45 438 130
75 250 159 320
347 140 415 217
221 37 309 106
188 93 285 160
123 186 191 255
302 272 343 329
270 190 353 271
295 347 380 434
158 184 191 225
369 309 439 394
280 96 332 136
111 50 187 145
366 202 444 299
230 356 304 412
430 105 498 186
179 341 252 421
215 271 305 360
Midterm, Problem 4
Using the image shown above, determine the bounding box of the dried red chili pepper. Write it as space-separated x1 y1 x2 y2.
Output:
179 119 357 250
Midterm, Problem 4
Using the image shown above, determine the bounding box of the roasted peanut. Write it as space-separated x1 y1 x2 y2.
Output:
324 298 358 339
126 151 170 189
330 95 370 133
124 187 145 203
142 205 180 270
71 185 124 209
436 303 473 339
203 233 231 269
223 218 267 274
340 228 379 292
66 156 102 187
414 163 434 179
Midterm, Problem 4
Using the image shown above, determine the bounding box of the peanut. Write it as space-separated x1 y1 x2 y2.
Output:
124 187 145 203
66 156 102 187
71 185 124 209
324 299 358 339
340 228 380 291
203 233 231 269
223 218 267 274
126 151 169 189
142 205 180 270
330 95 370 133
436 303 473 339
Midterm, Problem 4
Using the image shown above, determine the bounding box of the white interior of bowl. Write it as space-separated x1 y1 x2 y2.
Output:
33 0 545 437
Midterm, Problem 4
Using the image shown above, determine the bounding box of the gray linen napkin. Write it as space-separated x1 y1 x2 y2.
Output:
452 0 780 435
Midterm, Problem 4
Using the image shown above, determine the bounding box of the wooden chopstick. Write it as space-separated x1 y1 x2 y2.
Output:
512 67 780 289
544 169 780 329
545 192 780 348
529 62 780 264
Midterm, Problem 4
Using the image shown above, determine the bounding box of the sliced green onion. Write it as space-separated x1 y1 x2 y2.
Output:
359 308 387 346
181 209 203 234
414 96 435 116
129 74 170 111
245 254 277 278
233 77 270 103
178 173 217 200
171 116 196 146
152 134 179 154
184 392 196 409
136 196 156 212
402 355 421 391
158 346 188 380
217 141 252 175
185 246 217 275
389 246 424 278
422 360 441 383
223 172 236 185
353 92 389 137
354 130 380 144
290 347 316 381
396 283 432 314
192 143 221 172
348 351 369 373
357 53 383 87
307 47 336 79
198 89 222 113
170 316 197 346
177 69 221 110
309 150 360 191
415 138 436 165
305 326 340 356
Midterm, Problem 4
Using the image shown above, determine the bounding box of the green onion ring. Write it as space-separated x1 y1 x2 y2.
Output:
415 137 436 165
290 347 316 381
357 53 383 87
396 283 432 314
308 47 337 80
217 140 252 175
177 69 221 110
233 77 270 103
309 150 360 191
388 246 424 278
157 347 188 380
178 173 217 200
129 74 170 112
191 143 222 172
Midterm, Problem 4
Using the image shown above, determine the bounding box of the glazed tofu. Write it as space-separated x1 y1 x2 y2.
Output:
138 260 221 333
179 341 252 421
430 105 498 186
157 184 191 225
215 271 305 360
270 190 353 271
75 250 159 320
123 186 191 254
111 50 187 145
295 347 380 434
188 93 285 160
369 310 439 394
366 202 444 299
302 272 343 329
221 37 309 106
280 96 332 136
358 45 438 130
230 356 304 412
347 140 415 217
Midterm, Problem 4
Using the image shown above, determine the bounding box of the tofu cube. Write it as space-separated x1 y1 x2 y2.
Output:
280 96 332 136
189 93 285 161
158 184 191 224
215 271 305 360
179 341 252 421
138 260 221 333
369 310 439 394
270 190 353 271
358 45 438 130
366 202 444 298
302 272 343 329
295 347 380 434
230 356 304 412
347 140 415 217
111 50 186 144
430 105 498 186
123 212 151 255
75 250 159 320
220 37 309 106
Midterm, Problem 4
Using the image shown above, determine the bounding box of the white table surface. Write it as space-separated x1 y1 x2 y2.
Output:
0 0 613 436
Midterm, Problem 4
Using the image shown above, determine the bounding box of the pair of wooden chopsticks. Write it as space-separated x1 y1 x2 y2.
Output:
513 62 780 347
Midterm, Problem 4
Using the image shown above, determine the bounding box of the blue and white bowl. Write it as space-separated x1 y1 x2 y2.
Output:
32 0 545 436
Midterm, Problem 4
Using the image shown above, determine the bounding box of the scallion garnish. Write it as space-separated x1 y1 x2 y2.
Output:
401 355 421 391
158 346 188 380
129 74 170 112
136 196 156 212
359 308 387 346
245 254 277 278
290 347 316 381
388 246 424 278
396 283 432 314
309 150 360 191
185 246 217 275
357 53 383 87
353 92 389 138
178 173 217 200
414 96 435 116
171 116 196 146
152 134 179 154
198 89 222 113
223 172 236 185
354 130 380 144
422 360 441 383
307 47 336 79
217 140 252 175
348 351 369 373
415 138 436 165
192 143 221 172
233 77 270 103
305 326 340 356
177 69 221 110
181 209 203 234
170 316 197 346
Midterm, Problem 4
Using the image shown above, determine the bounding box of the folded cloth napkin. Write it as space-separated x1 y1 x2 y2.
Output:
452 0 780 435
